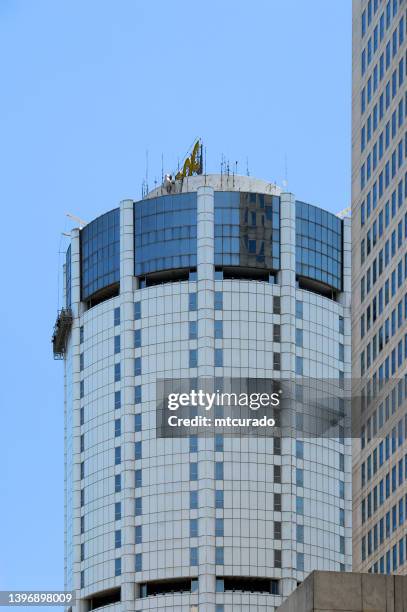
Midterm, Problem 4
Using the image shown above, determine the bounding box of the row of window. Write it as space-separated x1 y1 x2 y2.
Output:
361 1 403 76
360 169 407 232
362 454 407 524
361 127 407 192
368 534 407 575
362 492 407 565
360 237 407 306
360 295 407 374
361 379 407 448
361 209 407 265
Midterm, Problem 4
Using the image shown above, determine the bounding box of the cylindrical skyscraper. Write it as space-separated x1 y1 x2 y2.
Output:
54 173 352 612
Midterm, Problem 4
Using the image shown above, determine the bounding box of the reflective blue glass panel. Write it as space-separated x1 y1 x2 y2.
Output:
214 192 280 270
80 208 120 300
295 201 343 291
134 193 197 275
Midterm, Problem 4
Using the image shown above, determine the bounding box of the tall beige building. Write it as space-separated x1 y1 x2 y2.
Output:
352 0 407 574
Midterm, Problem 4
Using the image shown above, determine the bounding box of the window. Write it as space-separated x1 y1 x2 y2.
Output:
296 328 303 347
115 502 121 521
297 552 304 571
115 390 121 409
296 356 303 375
80 515 85 534
215 462 224 480
135 413 142 432
79 325 84 344
115 447 121 465
135 440 142 460
296 496 304 515
80 488 84 507
215 518 224 537
135 385 142 404
114 418 121 437
296 468 304 487
134 357 142 376
190 463 198 481
189 293 197 311
80 461 84 479
273 296 281 314
215 547 224 565
114 307 120 326
274 521 282 539
215 434 224 452
296 524 304 543
115 474 121 493
214 292 223 310
190 518 198 538
135 469 142 488
189 320 197 340
189 349 198 368
134 329 142 348
135 553 142 572
135 497 142 516
190 435 198 453
214 320 223 339
115 529 121 549
190 548 198 566
115 558 121 576
79 353 84 371
135 525 142 544
190 491 198 509
215 349 223 367
134 301 141 320
114 335 120 354
114 363 121 382
296 440 304 459
215 490 224 508
274 493 282 511
274 465 281 483
273 352 281 371
296 300 303 319
273 324 281 343
339 343 345 362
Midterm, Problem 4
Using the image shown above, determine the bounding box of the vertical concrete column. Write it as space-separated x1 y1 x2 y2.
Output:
278 193 298 599
69 229 86 611
119 199 137 610
279 192 296 375
197 185 215 375
196 185 216 612
339 217 353 569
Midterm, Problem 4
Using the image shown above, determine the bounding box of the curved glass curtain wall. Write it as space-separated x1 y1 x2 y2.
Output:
80 208 120 301
295 200 343 291
134 193 197 275
214 191 281 270
64 192 344 304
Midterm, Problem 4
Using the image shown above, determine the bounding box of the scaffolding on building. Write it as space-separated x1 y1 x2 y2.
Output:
52 308 73 359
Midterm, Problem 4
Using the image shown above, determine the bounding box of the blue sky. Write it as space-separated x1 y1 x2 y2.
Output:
0 0 351 605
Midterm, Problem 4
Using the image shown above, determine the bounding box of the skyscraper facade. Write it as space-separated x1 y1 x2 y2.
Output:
352 0 407 574
54 173 351 611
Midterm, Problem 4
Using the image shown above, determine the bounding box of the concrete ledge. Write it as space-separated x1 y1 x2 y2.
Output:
277 571 407 612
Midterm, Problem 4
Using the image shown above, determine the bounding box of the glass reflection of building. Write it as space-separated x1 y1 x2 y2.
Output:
58 173 351 612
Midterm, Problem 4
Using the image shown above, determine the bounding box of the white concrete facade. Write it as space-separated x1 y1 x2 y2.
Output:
63 176 352 611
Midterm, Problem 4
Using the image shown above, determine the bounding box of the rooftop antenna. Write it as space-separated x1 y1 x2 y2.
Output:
66 212 87 229
161 153 164 183
246 157 250 177
145 149 149 194
282 153 289 190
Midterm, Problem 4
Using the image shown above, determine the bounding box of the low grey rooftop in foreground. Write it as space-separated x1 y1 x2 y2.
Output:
277 570 407 612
